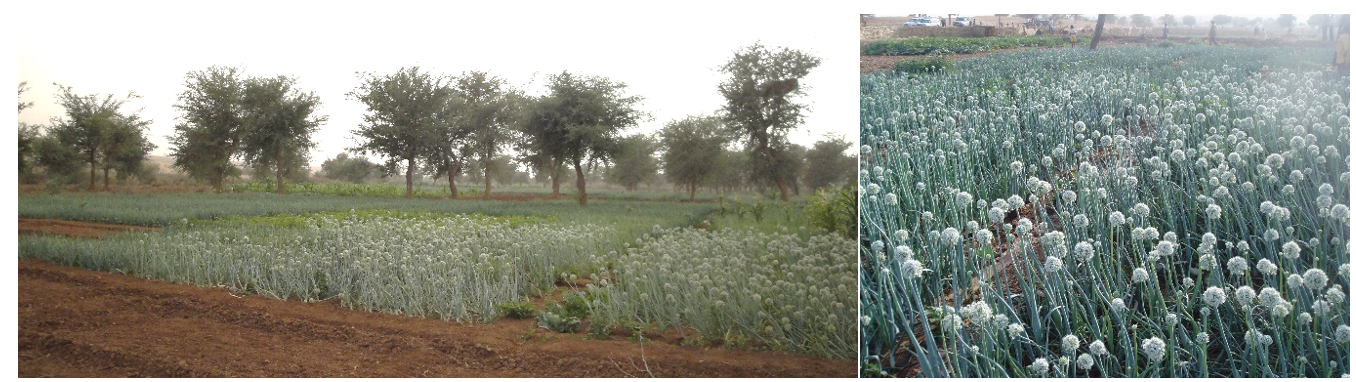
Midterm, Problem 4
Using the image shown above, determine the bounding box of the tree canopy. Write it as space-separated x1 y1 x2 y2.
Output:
521 71 645 205
239 75 326 193
717 42 821 202
170 66 246 191
607 133 660 192
48 84 154 190
802 134 855 192
320 153 378 183
349 66 454 198
453 71 519 199
660 115 727 201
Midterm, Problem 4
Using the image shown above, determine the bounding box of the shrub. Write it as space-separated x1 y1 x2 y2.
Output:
894 56 954 74
496 300 536 319
806 183 857 239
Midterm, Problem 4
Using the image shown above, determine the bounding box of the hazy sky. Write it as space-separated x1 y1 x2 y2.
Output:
15 1 857 167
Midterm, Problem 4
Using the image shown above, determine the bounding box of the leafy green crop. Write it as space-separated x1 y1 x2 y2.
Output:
862 35 1081 56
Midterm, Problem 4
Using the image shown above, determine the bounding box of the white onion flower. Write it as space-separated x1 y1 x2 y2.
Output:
1089 340 1108 356
1133 267 1150 283
1045 256 1064 274
1303 268 1329 290
1029 357 1050 376
900 258 924 279
1258 287 1283 308
1111 298 1127 313
988 207 1006 223
1326 285 1344 305
1063 334 1081 352
1288 274 1305 290
1244 328 1273 347
1313 300 1332 317
1142 337 1167 363
1256 258 1277 276
1075 241 1095 262
961 300 993 326
1132 203 1151 217
1205 204 1222 219
1109 211 1126 226
1203 286 1227 307
1235 286 1256 306
1077 353 1095 370
1227 256 1248 277
941 227 962 246
1282 241 1301 259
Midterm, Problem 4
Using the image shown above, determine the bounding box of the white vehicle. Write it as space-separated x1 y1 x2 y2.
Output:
954 17 972 27
903 17 942 27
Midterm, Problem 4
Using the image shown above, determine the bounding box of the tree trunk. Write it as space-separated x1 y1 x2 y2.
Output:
405 157 414 198
88 154 97 191
550 162 561 198
448 160 460 199
276 148 285 194
1090 14 1108 50
760 146 789 202
214 170 224 193
689 182 696 202
484 166 492 200
573 159 588 206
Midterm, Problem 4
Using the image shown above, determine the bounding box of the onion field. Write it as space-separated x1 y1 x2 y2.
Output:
18 193 857 359
860 45 1350 377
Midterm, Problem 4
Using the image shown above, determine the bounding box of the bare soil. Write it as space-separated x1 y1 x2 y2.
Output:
17 221 852 377
18 219 161 238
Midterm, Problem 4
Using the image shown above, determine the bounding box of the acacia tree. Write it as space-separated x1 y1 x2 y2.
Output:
520 149 569 197
718 42 821 202
239 75 326 194
100 120 156 187
170 66 246 192
1131 14 1153 30
349 66 452 198
607 133 660 192
320 153 378 183
522 71 645 206
19 82 38 180
660 115 726 201
1278 14 1297 34
1159 14 1177 27
453 71 518 199
802 135 855 192
48 84 153 191
1183 15 1197 29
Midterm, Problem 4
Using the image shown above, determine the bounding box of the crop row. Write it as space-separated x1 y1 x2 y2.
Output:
861 35 1081 56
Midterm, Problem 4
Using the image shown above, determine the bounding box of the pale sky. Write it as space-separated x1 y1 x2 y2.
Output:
15 1 858 168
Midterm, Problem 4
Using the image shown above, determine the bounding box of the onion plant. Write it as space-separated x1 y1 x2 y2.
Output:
860 45 1349 377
